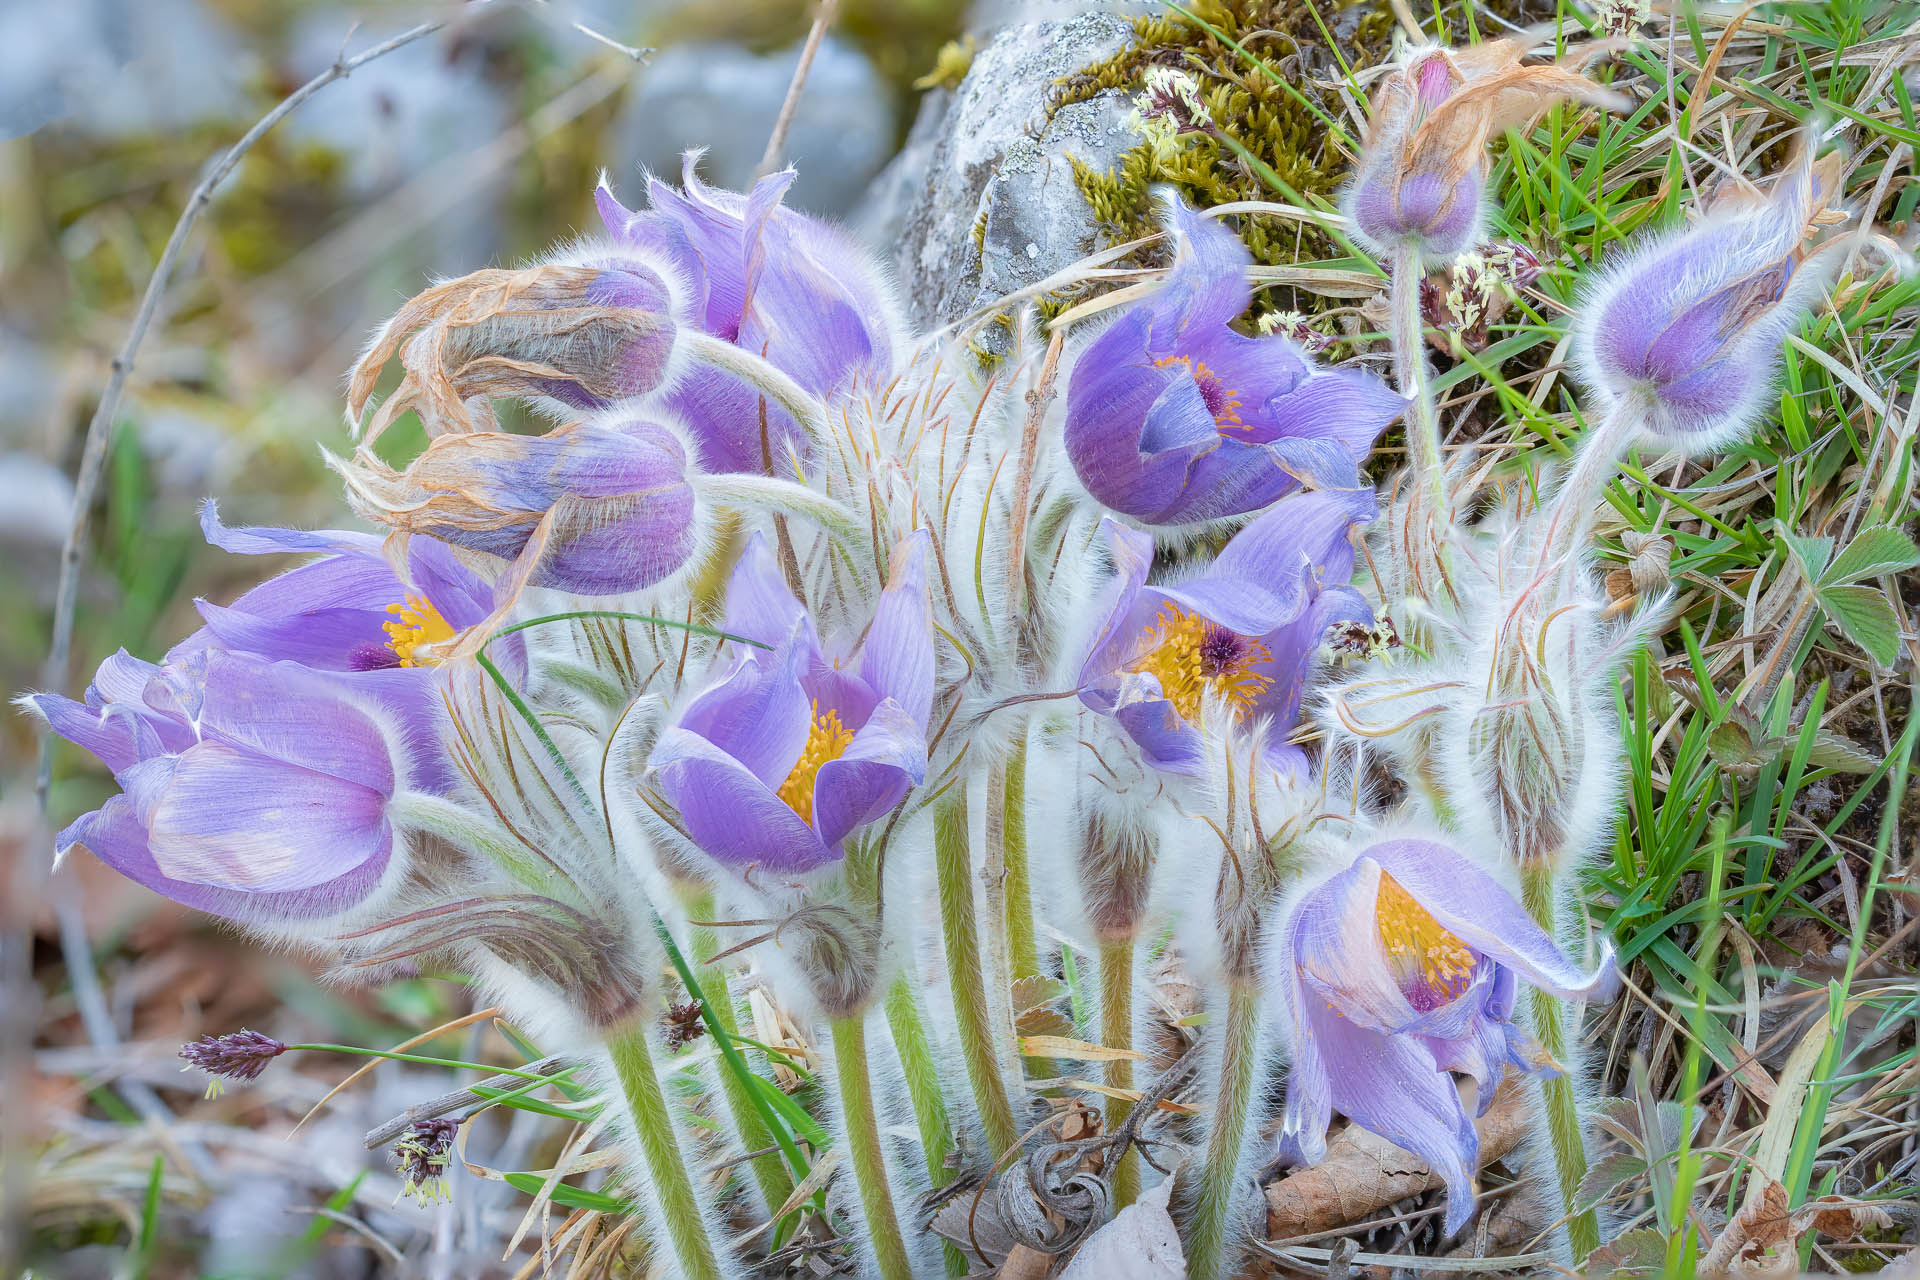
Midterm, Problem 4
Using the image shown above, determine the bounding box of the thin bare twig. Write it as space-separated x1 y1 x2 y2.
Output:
756 0 841 177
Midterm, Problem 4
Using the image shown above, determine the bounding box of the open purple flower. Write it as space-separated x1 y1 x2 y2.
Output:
1268 837 1618 1234
649 530 932 875
597 156 898 475
27 651 429 924
1078 488 1376 775
1573 146 1851 449
1062 199 1403 526
170 503 510 679
334 416 698 597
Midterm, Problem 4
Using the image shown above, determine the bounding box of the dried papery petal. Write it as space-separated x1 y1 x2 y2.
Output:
346 258 678 446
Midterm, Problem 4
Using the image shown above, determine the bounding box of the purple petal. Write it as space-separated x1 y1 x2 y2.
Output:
192 655 400 796
1151 198 1252 336
649 727 836 873
810 699 924 846
1289 857 1419 1032
856 531 934 727
1111 689 1204 775
723 531 808 650
674 637 812 788
1075 520 1156 690
199 501 381 558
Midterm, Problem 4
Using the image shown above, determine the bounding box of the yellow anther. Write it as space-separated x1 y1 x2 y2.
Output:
776 701 854 822
1375 872 1478 1002
383 593 456 667
1153 354 1248 431
1125 604 1272 724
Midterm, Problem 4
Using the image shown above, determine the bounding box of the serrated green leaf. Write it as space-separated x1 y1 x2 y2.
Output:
1805 731 1878 774
1778 527 1834 584
1817 583 1904 666
1823 524 1920 586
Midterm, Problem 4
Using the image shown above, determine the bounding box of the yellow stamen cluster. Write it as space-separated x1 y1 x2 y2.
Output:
1153 354 1247 431
1125 604 1272 724
383 593 456 667
776 701 854 822
1375 871 1477 1001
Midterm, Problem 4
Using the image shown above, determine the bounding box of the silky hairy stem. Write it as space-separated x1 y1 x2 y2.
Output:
882 976 968 1276
1521 864 1600 1260
934 789 1021 1158
1098 936 1139 1211
603 1023 726 1280
829 1014 916 1280
1389 244 1446 511
1001 738 1040 983
1186 981 1261 1280
681 886 796 1215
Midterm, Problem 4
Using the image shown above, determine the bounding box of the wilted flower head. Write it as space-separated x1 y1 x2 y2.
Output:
1347 39 1627 259
649 530 933 875
392 1117 460 1206
1255 309 1335 355
1573 145 1852 449
179 1029 286 1096
597 155 899 475
1268 837 1618 1233
332 415 700 599
169 503 514 686
1079 488 1376 776
347 249 679 446
1419 240 1542 347
26 652 428 925
1064 198 1403 525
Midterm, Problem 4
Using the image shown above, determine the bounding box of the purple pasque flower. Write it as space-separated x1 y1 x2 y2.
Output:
171 502 511 682
1346 40 1626 259
1573 146 1851 450
1078 487 1376 776
1062 198 1403 526
597 155 899 475
649 529 933 876
1268 837 1618 1234
27 651 429 924
333 414 698 597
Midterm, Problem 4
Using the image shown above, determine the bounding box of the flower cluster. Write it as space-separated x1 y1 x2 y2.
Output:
24 28 1868 1275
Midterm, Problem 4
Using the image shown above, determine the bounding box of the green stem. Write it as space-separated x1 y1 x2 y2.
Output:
829 1015 916 1280
681 887 796 1215
288 1044 572 1083
1521 865 1599 1261
1001 739 1039 984
1098 937 1139 1212
1186 982 1260 1280
933 789 1021 1158
883 977 968 1277
604 1024 726 1280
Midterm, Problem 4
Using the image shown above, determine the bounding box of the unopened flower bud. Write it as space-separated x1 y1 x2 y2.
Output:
179 1029 286 1096
1574 145 1851 450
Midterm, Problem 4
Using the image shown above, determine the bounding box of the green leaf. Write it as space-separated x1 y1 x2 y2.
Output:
501 1171 633 1213
1805 731 1879 774
1823 524 1920 586
1817 583 1905 666
1778 527 1834 584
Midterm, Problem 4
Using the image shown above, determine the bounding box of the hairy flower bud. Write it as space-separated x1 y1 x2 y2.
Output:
1573 145 1852 450
1347 40 1627 258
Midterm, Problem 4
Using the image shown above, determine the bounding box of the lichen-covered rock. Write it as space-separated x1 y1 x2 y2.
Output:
869 12 1137 342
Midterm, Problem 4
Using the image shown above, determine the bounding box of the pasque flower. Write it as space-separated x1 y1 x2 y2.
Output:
1268 837 1618 1233
332 415 699 597
1573 145 1851 449
1347 39 1627 258
1063 198 1404 525
170 503 512 685
1078 488 1376 776
27 651 429 924
597 156 899 475
649 529 933 875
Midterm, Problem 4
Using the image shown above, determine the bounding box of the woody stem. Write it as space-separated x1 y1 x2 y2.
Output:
1521 863 1600 1261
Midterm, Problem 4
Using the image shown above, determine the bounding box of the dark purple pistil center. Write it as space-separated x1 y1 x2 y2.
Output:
1198 623 1250 677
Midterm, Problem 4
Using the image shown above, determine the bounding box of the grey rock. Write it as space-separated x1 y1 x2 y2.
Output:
876 12 1137 341
608 37 896 217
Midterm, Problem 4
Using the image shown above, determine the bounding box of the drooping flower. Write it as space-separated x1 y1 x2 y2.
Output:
346 248 681 446
1078 488 1376 776
1063 198 1404 525
648 529 933 875
596 155 899 475
1267 837 1617 1233
332 415 700 598
179 1029 287 1096
26 652 428 924
169 503 512 685
1572 145 1852 449
1347 39 1627 259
